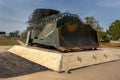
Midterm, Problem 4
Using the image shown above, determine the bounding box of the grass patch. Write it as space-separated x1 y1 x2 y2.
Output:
0 40 20 46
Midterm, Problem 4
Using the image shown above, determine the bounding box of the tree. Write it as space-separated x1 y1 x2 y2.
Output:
14 30 20 38
84 16 105 41
100 32 110 42
21 30 27 39
84 16 97 27
84 16 103 31
107 20 120 40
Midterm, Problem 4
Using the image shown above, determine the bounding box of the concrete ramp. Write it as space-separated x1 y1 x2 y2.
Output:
8 45 120 72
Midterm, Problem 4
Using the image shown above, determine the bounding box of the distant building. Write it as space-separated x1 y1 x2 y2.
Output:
0 32 6 39
9 32 15 38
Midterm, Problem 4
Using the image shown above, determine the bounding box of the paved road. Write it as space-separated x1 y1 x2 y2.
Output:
0 46 120 80
0 60 120 80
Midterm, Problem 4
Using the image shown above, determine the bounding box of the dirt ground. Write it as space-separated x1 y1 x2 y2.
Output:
99 42 120 49
0 46 120 80
0 46 12 53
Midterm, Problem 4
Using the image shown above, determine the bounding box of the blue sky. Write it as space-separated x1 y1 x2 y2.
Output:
0 0 120 33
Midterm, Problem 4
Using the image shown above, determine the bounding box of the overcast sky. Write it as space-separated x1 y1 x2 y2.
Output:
0 0 120 33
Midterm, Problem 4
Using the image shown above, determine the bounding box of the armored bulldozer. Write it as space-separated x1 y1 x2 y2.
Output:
27 8 99 51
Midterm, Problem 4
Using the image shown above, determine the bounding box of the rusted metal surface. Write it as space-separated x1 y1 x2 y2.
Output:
58 23 98 51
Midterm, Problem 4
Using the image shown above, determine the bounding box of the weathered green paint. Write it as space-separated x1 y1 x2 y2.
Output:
32 23 59 47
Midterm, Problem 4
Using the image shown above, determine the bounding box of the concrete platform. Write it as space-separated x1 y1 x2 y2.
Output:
8 45 120 72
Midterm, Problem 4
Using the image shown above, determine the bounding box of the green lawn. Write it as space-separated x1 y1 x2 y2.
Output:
0 40 20 46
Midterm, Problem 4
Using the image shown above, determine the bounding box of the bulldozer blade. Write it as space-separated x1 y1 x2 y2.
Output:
8 45 120 72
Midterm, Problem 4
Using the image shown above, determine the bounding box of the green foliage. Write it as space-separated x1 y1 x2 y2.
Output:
84 16 107 41
84 16 97 27
107 20 120 40
84 16 103 31
21 30 27 39
99 32 109 42
14 30 20 38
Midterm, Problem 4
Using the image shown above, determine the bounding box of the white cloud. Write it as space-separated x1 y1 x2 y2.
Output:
96 0 120 8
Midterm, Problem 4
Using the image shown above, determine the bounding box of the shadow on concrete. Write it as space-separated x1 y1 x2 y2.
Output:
0 52 48 78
